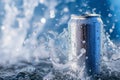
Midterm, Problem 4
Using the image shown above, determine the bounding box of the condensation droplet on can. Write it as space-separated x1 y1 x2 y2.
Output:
82 40 86 44
80 48 86 54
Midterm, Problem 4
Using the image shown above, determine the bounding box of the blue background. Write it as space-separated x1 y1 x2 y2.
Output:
0 0 120 41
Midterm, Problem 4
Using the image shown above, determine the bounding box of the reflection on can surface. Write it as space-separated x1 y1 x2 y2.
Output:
68 14 103 76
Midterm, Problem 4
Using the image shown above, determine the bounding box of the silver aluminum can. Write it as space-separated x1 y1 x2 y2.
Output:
68 14 103 76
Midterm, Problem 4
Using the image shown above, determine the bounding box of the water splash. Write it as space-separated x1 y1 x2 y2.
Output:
0 0 120 80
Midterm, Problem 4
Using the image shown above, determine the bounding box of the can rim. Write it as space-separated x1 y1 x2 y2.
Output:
71 14 100 19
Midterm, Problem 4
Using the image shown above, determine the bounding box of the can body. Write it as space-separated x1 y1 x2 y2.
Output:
68 14 103 76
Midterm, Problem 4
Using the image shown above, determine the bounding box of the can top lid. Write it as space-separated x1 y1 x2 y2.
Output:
71 14 100 19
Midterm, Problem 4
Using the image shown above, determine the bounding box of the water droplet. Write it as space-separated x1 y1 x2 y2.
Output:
39 0 44 3
86 56 88 60
112 24 115 29
79 9 82 12
89 69 91 72
92 8 96 13
80 48 86 54
50 10 55 18
115 19 118 22
107 20 110 23
63 7 69 12
109 29 113 33
80 26 83 28
82 41 86 44
108 13 112 17
41 18 46 24
116 35 119 38
1 26 5 30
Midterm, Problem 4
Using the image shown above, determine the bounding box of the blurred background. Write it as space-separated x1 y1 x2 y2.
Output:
1 0 120 40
